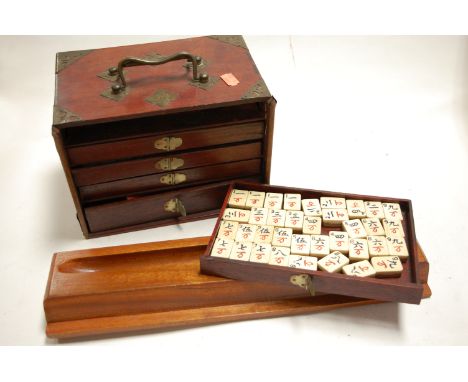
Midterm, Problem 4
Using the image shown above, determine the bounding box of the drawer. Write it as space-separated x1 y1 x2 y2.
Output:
79 159 262 202
84 178 261 233
67 121 264 166
72 142 262 187
62 102 265 147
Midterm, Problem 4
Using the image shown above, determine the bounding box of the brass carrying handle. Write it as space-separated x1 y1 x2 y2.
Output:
108 51 209 94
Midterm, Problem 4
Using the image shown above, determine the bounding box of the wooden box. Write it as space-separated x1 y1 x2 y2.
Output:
200 181 425 304
52 36 276 238
43 236 431 339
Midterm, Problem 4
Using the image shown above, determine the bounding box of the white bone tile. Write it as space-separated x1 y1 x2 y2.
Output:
302 216 322 235
342 260 376 277
318 251 350 273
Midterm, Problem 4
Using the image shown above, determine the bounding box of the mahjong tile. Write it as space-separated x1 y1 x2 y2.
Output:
217 220 239 241
348 238 369 262
320 197 346 209
371 256 403 277
266 209 286 227
382 218 405 238
222 208 250 223
264 192 283 210
367 236 390 257
229 241 253 261
245 191 266 209
302 199 322 216
285 210 304 232
228 189 248 209
253 225 274 244
249 243 271 263
302 216 322 235
342 219 367 239
235 224 257 242
362 218 385 236
346 199 366 219
342 260 376 277
318 251 350 273
322 209 349 227
288 254 318 271
268 246 291 267
386 236 409 262
382 202 403 220
291 234 311 255
309 235 330 258
248 207 268 225
271 227 293 247
329 231 349 254
364 201 384 219
211 237 233 258
284 193 301 211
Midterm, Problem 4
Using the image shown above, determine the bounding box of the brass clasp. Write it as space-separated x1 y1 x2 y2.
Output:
154 137 183 151
163 198 187 216
160 173 187 185
290 274 315 296
156 157 184 171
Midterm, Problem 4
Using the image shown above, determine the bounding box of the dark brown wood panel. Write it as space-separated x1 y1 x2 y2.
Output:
72 141 262 186
67 121 264 166
43 236 431 339
200 181 424 305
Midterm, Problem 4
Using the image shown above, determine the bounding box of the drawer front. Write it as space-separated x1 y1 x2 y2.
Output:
79 159 262 202
72 142 262 187
67 121 264 166
84 180 258 233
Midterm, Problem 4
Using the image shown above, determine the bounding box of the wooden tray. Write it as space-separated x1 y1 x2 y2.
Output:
44 236 430 340
201 181 424 304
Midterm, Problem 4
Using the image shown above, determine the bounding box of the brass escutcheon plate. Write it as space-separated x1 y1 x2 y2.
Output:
160 173 187 185
154 137 183 151
290 274 315 296
163 198 187 216
156 157 184 171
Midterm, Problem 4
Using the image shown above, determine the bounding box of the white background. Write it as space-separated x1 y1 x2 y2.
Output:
1 35 467 348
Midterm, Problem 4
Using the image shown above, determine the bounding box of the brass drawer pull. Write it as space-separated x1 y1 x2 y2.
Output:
156 157 184 171
163 198 187 216
154 137 183 151
290 274 315 296
160 173 187 185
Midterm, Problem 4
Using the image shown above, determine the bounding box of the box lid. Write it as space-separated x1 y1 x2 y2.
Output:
53 35 271 128
44 236 431 339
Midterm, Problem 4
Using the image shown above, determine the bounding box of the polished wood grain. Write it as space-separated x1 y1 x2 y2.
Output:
201 181 424 304
44 236 431 339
